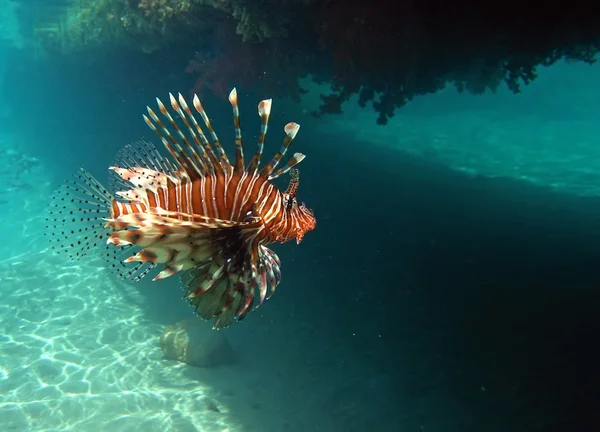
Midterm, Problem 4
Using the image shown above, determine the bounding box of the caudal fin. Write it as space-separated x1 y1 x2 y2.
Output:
46 168 114 260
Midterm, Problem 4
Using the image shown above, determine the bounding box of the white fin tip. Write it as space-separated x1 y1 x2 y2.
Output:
284 122 300 139
258 99 272 117
293 152 306 162
229 88 238 103
193 94 203 111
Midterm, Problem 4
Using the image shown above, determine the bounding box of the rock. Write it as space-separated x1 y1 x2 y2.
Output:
159 317 237 367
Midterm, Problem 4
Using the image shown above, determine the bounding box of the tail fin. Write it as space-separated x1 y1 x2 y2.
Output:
46 168 113 260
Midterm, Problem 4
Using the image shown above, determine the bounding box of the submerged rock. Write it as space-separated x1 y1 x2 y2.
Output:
159 317 237 367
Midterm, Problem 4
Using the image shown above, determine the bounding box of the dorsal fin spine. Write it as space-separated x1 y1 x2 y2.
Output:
268 152 306 181
168 93 208 175
247 99 272 173
177 93 217 176
261 122 300 178
193 95 230 173
229 88 245 174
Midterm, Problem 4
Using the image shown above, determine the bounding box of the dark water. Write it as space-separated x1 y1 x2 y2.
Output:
293 136 600 430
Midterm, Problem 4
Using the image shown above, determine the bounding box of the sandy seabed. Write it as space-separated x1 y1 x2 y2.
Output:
0 199 393 432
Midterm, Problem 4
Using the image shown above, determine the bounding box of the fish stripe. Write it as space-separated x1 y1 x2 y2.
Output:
157 187 166 209
147 189 157 208
167 179 177 211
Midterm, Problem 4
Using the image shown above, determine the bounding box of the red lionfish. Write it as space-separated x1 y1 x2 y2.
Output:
46 89 316 328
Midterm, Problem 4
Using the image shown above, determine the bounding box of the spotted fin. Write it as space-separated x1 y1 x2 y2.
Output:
109 140 176 194
46 168 113 260
46 168 155 282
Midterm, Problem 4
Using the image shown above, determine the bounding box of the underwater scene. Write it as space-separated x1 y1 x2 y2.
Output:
2 0 600 431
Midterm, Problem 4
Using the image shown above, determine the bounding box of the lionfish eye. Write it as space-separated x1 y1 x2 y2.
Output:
286 196 295 211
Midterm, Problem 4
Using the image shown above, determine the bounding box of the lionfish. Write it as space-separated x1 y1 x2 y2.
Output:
46 89 316 328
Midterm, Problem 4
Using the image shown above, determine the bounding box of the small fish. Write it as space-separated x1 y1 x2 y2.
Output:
46 89 316 328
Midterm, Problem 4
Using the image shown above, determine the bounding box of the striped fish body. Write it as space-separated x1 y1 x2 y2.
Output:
110 169 287 240
108 167 314 246
47 89 316 329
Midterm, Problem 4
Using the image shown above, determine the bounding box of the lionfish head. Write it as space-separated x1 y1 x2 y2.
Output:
294 203 316 244
283 168 316 244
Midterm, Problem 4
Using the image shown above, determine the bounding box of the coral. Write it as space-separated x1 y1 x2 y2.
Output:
137 0 194 19
311 0 600 124
29 0 291 55
181 0 600 124
22 0 600 124
31 0 226 54
185 21 310 102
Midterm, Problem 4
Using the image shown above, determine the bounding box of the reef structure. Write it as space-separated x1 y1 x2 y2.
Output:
22 0 600 123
